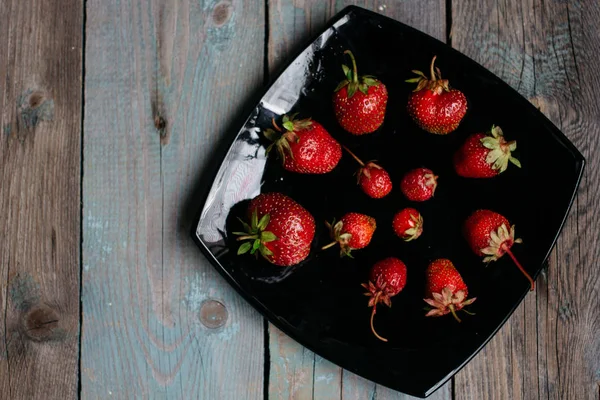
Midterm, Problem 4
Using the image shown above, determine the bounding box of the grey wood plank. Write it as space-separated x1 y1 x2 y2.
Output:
266 2 451 399
0 0 82 398
452 1 600 399
82 1 265 398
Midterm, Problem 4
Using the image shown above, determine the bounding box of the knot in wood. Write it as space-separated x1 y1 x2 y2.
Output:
199 299 228 329
18 89 54 129
212 2 232 27
22 304 60 341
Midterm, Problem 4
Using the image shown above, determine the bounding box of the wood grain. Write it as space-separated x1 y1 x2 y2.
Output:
82 0 265 398
266 2 450 399
0 0 82 398
452 1 600 399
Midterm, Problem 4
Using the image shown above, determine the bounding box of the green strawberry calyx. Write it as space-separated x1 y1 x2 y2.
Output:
322 219 354 258
424 286 477 323
481 125 521 173
402 212 424 242
406 55 451 95
264 114 312 164
233 209 278 261
335 50 381 98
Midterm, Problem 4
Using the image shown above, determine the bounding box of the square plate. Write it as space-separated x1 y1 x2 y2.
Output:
193 6 584 398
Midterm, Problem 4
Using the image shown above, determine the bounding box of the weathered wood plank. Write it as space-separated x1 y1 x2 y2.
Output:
82 0 265 398
267 2 451 399
0 0 82 398
452 1 600 399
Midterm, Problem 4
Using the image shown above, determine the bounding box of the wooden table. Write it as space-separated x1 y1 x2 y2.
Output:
1 1 599 399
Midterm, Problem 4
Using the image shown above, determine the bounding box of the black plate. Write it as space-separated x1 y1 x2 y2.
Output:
192 6 584 398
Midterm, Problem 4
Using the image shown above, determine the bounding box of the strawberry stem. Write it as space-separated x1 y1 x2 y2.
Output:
430 55 437 81
272 118 282 132
504 247 535 291
448 304 462 323
344 50 359 84
342 145 365 167
370 306 388 342
321 241 338 250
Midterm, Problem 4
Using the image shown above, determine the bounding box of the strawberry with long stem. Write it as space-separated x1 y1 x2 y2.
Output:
362 257 407 342
343 145 392 199
464 209 534 290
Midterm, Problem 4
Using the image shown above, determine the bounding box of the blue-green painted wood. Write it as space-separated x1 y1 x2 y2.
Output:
82 1 265 398
267 2 451 399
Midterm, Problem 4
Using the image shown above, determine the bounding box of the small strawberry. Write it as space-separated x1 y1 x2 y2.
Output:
400 168 438 201
424 259 476 322
235 192 315 267
322 213 377 257
333 50 388 135
362 257 407 342
406 56 467 134
264 114 341 174
392 208 423 241
343 146 392 198
454 125 521 178
464 209 534 290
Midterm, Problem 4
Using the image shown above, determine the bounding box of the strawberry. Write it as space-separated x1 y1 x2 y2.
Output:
424 259 476 322
333 50 388 135
362 257 407 342
322 213 377 257
264 114 341 174
392 208 423 241
235 192 315 267
400 168 438 201
343 146 392 198
464 209 534 290
454 125 521 178
406 56 467 134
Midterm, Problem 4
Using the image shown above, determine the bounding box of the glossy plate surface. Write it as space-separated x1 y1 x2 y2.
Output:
193 6 584 398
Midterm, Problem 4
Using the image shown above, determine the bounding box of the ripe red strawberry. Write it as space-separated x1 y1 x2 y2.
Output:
424 259 476 322
343 146 392 198
264 114 341 174
400 168 438 201
322 213 376 257
362 257 407 342
333 50 388 135
464 209 534 290
454 125 521 178
406 56 467 134
392 208 423 241
235 193 315 267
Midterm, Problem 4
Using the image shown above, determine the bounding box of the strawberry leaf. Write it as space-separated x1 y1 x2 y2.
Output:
257 214 270 230
259 245 273 257
362 77 378 86
251 239 261 253
283 121 294 131
342 64 351 80
251 209 259 230
237 242 252 255
510 157 522 168
236 217 252 233
261 231 277 242
358 83 369 95
263 128 280 142
347 82 358 98
405 77 422 83
335 79 350 92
